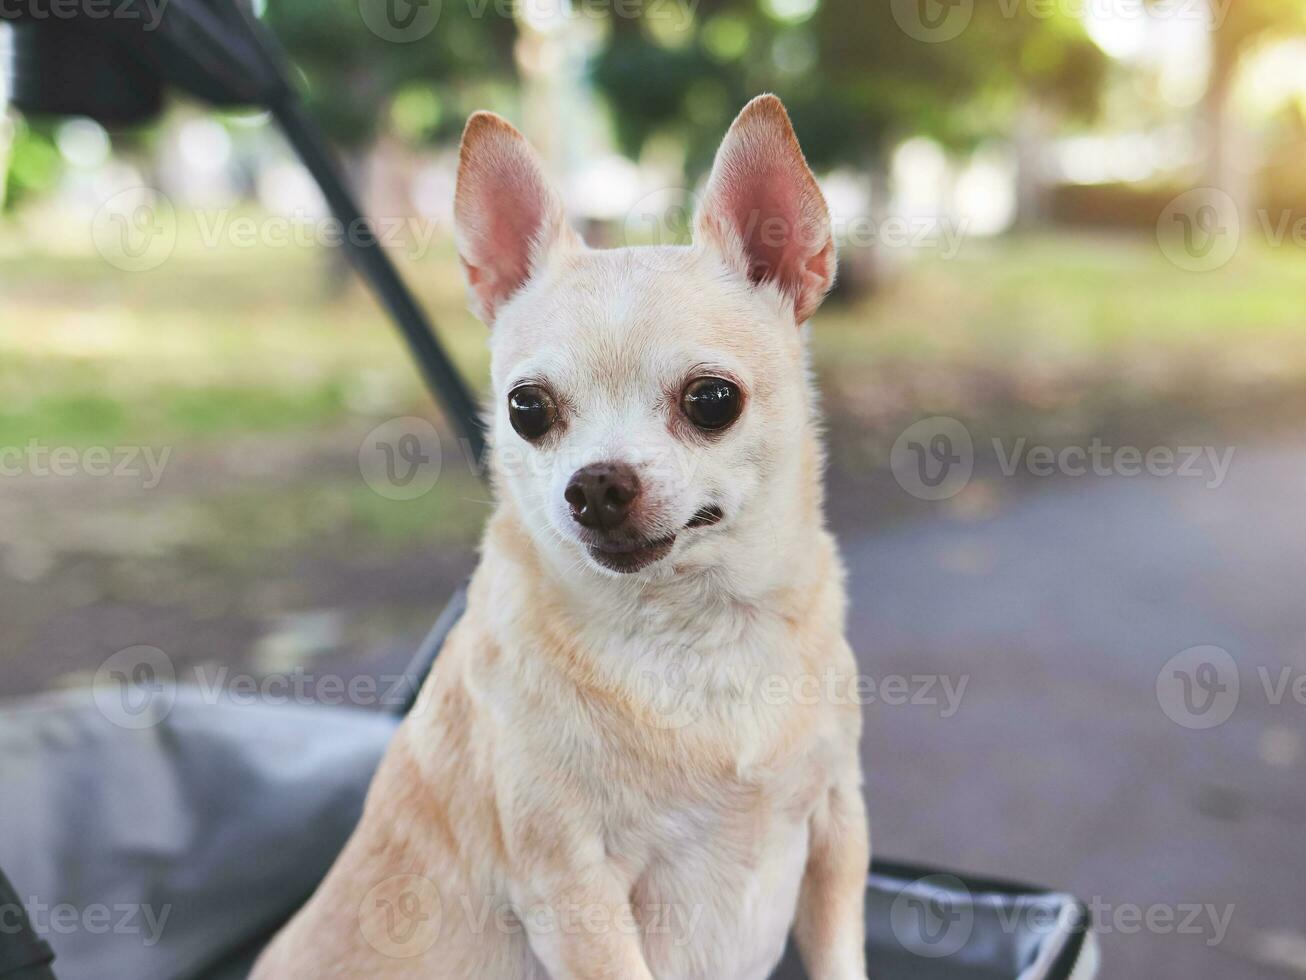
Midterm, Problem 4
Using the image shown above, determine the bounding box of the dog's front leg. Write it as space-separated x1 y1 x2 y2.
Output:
518 865 655 980
793 774 870 980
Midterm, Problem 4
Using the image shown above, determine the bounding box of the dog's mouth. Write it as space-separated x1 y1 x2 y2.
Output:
686 505 724 529
586 507 725 574
588 535 677 574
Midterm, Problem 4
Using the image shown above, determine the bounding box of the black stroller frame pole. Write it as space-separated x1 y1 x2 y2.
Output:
86 0 493 700
269 94 488 467
147 0 489 467
228 11 490 695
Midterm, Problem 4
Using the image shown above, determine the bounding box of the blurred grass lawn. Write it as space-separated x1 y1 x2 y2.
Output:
813 233 1306 467
4 216 1306 558
6 220 1306 449
7 215 1306 688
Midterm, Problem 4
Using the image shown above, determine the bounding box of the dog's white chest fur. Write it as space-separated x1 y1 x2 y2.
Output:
501 731 819 980
482 609 845 980
460 569 836 978
626 801 811 980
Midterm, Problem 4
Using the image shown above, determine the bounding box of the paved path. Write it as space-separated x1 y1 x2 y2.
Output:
842 441 1306 978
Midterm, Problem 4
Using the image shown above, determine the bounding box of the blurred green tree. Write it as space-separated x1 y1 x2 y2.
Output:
593 0 1106 179
1199 0 1306 212
261 0 519 291
1 119 61 212
264 0 519 150
592 0 1105 292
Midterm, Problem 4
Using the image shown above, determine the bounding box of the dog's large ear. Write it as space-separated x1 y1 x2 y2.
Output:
454 112 577 324
695 95 836 324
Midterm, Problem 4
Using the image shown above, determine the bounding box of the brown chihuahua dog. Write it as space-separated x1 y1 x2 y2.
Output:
254 94 868 980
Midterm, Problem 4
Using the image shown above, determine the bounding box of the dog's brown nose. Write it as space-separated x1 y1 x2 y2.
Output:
565 463 640 530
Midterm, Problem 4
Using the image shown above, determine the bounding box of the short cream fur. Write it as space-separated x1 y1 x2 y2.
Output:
253 95 869 980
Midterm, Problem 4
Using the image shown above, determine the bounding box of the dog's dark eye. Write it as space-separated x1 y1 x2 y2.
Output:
682 377 743 432
508 384 558 441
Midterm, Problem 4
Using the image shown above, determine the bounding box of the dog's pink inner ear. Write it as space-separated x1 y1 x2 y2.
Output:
454 113 571 324
697 96 836 324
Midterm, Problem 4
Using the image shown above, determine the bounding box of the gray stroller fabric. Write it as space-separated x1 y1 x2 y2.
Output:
0 688 395 980
0 688 1094 980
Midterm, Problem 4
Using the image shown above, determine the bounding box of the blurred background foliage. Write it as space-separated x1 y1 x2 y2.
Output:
3 117 58 209
263 0 519 149
5 10 1306 975
6 0 1306 709
594 0 1107 177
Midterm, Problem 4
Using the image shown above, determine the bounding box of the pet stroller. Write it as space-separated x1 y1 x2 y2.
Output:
0 5 1099 978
